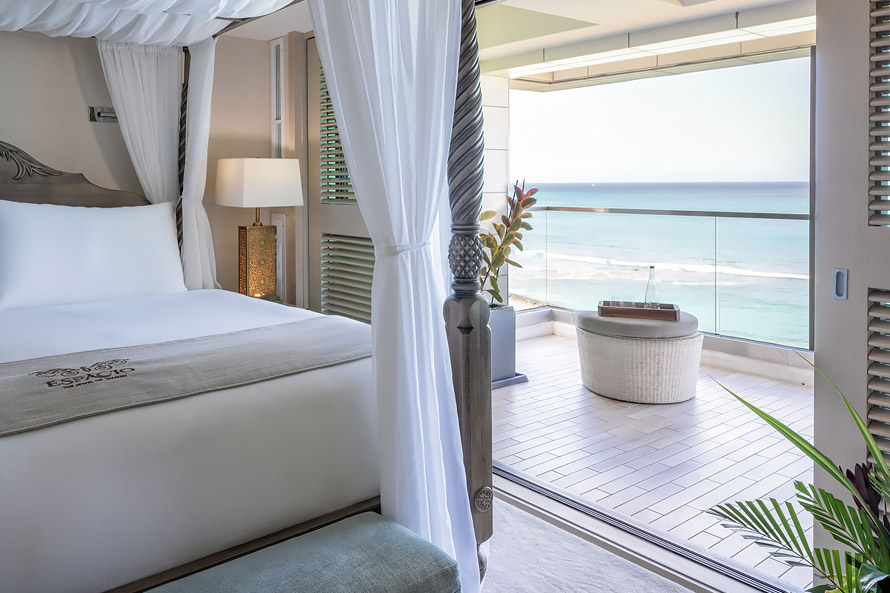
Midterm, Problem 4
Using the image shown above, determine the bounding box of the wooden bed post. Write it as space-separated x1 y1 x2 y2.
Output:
175 48 189 253
444 0 492 580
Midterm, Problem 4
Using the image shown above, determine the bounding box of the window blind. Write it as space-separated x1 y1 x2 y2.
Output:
871 1 890 226
320 64 355 202
868 289 890 460
321 234 374 323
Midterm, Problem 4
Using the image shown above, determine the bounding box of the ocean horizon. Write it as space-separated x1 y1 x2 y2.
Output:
508 181 810 348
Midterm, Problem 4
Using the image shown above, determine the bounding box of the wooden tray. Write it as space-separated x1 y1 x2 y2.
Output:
598 301 680 321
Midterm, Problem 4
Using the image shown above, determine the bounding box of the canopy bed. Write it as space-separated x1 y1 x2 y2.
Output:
0 0 493 591
0 143 378 593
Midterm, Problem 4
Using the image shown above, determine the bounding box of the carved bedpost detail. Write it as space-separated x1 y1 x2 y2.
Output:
444 0 492 582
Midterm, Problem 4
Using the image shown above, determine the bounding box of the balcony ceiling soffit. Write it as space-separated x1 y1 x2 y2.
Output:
477 5 598 60
481 0 812 61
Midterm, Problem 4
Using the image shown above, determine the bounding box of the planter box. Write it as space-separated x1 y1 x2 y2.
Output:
489 305 528 389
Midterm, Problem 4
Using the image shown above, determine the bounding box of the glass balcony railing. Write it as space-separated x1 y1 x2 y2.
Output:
508 207 812 349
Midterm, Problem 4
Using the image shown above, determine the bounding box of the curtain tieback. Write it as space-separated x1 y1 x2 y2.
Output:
388 242 430 256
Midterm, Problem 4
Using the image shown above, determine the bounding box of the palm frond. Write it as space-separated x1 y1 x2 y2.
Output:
710 495 881 592
709 498 846 589
711 363 890 593
796 482 876 560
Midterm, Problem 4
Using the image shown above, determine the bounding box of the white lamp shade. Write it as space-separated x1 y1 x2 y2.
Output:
215 158 304 208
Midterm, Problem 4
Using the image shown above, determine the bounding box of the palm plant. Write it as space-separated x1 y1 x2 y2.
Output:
479 182 536 305
709 365 890 593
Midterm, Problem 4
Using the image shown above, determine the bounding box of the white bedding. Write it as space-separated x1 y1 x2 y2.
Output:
0 289 321 362
0 290 378 593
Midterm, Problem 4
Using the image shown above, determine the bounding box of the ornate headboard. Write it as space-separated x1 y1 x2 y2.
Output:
0 141 149 207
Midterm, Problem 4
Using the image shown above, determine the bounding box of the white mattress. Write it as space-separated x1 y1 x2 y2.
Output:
0 290 378 593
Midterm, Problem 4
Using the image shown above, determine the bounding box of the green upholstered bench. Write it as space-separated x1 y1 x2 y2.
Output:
151 512 461 593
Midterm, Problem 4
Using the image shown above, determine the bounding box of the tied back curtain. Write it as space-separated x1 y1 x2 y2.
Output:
308 1 479 592
98 39 218 288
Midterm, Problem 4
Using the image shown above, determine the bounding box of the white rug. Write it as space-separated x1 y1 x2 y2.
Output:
484 500 693 593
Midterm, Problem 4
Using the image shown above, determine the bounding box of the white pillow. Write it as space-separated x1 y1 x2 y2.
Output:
0 200 186 310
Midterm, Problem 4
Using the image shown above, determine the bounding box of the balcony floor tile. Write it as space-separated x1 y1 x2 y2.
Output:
494 333 814 591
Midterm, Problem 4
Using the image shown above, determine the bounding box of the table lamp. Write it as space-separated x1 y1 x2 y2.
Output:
215 158 303 300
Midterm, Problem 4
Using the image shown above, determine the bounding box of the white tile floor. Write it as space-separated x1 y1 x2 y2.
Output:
494 334 814 590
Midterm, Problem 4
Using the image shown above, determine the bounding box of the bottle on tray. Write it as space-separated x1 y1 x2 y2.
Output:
644 265 659 309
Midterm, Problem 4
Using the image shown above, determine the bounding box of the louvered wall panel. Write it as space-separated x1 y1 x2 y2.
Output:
868 289 890 460
871 2 890 225
319 65 355 202
321 234 374 323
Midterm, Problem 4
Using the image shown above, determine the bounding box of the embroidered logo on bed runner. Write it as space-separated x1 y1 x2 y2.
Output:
29 359 135 389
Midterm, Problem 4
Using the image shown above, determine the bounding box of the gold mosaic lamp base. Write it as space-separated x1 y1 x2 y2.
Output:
238 224 277 299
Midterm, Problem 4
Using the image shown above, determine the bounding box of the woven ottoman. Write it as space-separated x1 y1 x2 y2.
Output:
573 310 702 404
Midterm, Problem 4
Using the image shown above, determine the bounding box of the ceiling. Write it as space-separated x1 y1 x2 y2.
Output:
223 1 313 40
479 0 809 60
476 5 598 58
222 0 809 54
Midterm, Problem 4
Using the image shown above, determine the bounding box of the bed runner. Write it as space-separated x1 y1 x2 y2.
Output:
0 316 371 437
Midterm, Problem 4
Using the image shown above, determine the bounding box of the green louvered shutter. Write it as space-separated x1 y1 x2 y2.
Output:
309 39 373 321
319 65 356 203
321 234 374 323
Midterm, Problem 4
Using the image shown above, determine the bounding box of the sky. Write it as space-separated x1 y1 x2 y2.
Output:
509 57 811 184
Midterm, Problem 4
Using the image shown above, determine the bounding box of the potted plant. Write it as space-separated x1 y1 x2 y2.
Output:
708 366 890 593
480 182 536 388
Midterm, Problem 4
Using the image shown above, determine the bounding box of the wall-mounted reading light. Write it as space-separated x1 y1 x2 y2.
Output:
88 106 118 123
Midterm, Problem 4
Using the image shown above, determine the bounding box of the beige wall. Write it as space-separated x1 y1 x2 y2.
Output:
205 36 272 293
206 34 308 305
0 31 140 194
0 31 304 301
813 0 879 549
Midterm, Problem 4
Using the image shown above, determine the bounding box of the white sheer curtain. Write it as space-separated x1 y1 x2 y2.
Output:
97 40 180 204
56 0 290 19
308 2 479 592
0 0 290 46
181 37 218 289
1 0 227 46
98 39 218 288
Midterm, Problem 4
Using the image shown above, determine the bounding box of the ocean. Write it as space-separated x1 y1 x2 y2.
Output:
507 182 811 349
